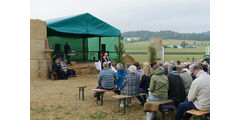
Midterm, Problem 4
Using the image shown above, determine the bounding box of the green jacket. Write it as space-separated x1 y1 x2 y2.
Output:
149 67 169 99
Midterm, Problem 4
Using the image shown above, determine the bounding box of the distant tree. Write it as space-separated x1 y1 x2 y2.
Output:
193 42 196 46
114 41 125 63
181 41 188 48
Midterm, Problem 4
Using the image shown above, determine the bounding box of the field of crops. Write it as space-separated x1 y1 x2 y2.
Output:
124 40 209 63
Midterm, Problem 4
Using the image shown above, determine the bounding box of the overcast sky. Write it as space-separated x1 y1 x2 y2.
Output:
31 0 209 33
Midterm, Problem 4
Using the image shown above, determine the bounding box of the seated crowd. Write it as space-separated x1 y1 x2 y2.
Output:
52 58 76 80
94 60 210 120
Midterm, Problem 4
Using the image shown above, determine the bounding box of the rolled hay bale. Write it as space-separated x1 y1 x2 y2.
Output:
122 55 135 69
30 39 48 60
30 60 49 80
30 19 47 40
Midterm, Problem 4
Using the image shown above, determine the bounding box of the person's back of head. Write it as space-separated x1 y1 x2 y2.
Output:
163 62 169 68
125 63 131 70
116 63 123 70
189 63 196 73
168 64 176 72
128 65 137 74
134 61 141 70
192 65 203 76
202 65 208 72
170 60 175 65
151 62 156 68
103 62 108 69
152 64 160 71
143 64 153 76
55 59 60 64
107 61 112 68
158 62 163 67
177 60 181 65
177 64 184 73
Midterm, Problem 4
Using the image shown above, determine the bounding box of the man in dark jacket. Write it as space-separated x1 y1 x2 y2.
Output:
167 64 186 107
64 42 71 63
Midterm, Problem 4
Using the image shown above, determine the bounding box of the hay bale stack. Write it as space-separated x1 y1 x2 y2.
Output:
30 19 47 40
30 19 48 80
149 38 163 63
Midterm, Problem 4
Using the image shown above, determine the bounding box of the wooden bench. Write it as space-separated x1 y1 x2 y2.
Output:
112 93 147 114
112 95 134 114
92 89 114 106
187 110 210 120
78 85 87 100
144 100 175 120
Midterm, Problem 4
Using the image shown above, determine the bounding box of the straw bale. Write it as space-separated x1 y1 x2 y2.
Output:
30 39 48 60
30 19 47 40
123 55 136 69
149 38 163 62
123 55 135 64
30 60 49 80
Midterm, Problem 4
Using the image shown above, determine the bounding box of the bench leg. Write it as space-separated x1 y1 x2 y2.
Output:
123 98 126 114
79 88 81 100
193 115 197 120
100 93 104 106
118 99 121 112
96 96 99 105
161 111 165 120
82 87 84 100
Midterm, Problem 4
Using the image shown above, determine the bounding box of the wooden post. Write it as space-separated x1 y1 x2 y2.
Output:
45 39 53 80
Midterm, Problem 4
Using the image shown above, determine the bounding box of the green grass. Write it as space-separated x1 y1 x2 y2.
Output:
129 54 204 63
124 40 208 62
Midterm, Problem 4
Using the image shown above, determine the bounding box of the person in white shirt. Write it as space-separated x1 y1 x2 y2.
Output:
175 65 210 120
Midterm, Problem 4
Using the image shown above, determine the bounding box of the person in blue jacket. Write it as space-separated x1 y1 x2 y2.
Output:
116 63 127 90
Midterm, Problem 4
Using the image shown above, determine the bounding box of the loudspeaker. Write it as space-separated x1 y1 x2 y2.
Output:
101 44 106 52
53 52 64 62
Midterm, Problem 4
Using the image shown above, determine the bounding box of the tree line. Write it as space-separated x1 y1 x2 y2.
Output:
122 30 210 41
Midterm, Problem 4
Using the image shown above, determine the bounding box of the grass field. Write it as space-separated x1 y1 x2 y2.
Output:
124 40 209 63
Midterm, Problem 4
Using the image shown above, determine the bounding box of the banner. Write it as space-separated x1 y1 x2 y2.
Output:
162 46 165 62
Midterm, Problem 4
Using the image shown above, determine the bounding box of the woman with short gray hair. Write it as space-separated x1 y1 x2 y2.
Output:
121 65 146 106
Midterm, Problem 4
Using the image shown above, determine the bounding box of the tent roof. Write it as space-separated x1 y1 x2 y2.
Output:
47 13 121 37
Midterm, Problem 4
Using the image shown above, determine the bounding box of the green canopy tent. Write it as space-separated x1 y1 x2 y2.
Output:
47 13 121 62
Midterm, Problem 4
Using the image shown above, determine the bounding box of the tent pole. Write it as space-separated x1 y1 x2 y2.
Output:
99 37 102 62
118 36 121 58
83 38 85 60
